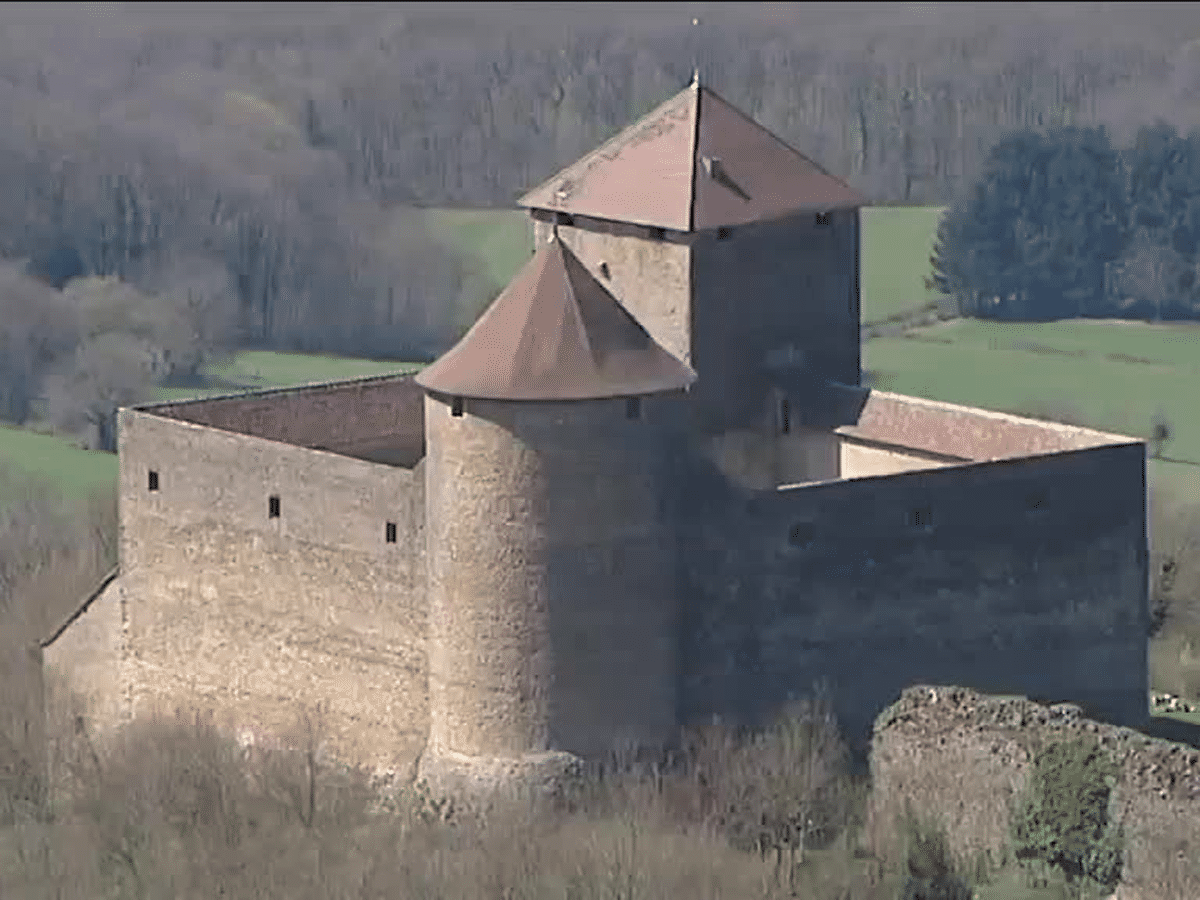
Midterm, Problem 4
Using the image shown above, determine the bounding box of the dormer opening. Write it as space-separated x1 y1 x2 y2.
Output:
554 211 574 227
648 226 666 241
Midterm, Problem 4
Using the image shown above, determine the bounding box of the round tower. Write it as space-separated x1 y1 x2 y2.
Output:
414 234 695 797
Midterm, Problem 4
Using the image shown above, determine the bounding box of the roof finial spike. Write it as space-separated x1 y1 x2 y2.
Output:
548 223 559 244
692 67 701 88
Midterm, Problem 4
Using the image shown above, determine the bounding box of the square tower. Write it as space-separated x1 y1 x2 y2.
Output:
519 75 867 436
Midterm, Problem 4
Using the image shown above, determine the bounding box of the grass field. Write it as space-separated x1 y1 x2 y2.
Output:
859 205 946 323
864 317 1200 505
0 351 418 503
421 205 947 326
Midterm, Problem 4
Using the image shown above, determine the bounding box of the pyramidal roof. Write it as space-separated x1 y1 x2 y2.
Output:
518 75 867 231
415 234 696 401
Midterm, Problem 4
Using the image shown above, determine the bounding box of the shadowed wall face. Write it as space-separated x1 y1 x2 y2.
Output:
115 409 428 774
424 393 682 760
690 210 861 434
681 443 1148 754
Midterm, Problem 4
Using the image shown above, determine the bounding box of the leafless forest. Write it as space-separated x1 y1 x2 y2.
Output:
3 2 1200 378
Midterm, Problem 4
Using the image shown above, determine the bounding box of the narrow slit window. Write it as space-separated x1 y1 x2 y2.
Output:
451 396 464 417
599 261 611 279
148 470 159 492
385 522 397 544
268 495 280 519
626 396 642 420
779 397 791 435
908 506 933 530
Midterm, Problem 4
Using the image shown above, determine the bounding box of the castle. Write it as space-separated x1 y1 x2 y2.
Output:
32 76 1150 792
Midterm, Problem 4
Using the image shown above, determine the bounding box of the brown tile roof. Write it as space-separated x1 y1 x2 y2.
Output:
834 389 1138 461
518 75 867 231
415 234 696 401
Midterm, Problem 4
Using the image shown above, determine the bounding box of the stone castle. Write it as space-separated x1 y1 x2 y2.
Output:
32 76 1151 792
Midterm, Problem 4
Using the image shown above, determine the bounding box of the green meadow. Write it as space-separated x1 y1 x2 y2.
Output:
863 317 1200 503
4 207 1198 511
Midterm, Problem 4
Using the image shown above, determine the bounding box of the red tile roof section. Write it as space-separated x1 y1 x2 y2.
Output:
837 390 1139 461
518 77 867 231
415 234 696 401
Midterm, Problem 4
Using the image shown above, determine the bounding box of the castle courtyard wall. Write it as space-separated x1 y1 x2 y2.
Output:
114 408 428 776
680 441 1149 755
148 374 425 468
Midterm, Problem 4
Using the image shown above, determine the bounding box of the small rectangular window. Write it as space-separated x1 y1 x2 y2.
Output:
717 227 732 241
555 211 574 227
451 396 464 417
148 470 159 492
625 396 641 420
648 226 666 241
815 211 831 227
908 506 933 530
779 397 791 435
385 522 397 544
268 495 280 519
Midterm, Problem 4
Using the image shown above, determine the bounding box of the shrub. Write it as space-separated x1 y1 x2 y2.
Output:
1008 737 1124 899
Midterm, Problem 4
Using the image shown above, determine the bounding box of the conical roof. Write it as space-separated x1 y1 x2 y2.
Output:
518 76 867 231
415 235 696 401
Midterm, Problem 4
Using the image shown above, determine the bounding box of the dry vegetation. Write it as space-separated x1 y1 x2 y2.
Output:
1 682 908 900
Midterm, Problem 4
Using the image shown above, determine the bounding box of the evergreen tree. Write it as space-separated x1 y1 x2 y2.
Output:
932 126 1126 320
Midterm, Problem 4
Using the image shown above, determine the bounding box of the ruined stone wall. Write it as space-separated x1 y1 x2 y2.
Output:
680 442 1149 755
424 392 686 765
690 209 860 433
115 409 428 776
148 374 425 468
868 686 1200 898
531 215 693 366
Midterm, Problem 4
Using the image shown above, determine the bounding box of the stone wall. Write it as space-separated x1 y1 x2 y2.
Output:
42 573 124 735
680 442 1149 756
868 686 1200 898
115 408 428 776
148 374 425 468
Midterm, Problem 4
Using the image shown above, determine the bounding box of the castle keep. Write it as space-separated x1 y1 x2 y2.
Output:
38 77 1150 789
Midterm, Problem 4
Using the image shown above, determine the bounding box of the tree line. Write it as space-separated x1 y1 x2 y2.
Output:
2 5 1200 448
933 120 1200 321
